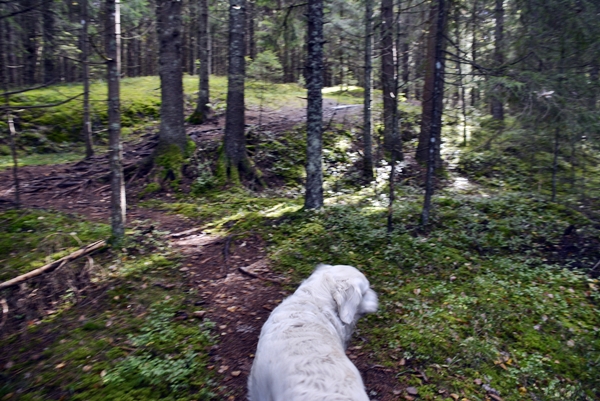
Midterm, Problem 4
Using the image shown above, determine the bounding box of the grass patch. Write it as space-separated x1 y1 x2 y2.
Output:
0 150 88 170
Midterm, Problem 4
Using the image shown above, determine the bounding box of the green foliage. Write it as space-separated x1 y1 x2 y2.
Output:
0 219 218 400
152 186 600 400
155 144 185 191
259 129 306 186
247 51 284 83
139 182 161 198
190 160 219 195
102 300 215 397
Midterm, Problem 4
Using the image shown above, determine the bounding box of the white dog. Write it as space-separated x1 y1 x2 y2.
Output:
248 264 378 401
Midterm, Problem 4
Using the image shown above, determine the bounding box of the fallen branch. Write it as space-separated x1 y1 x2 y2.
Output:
0 240 107 290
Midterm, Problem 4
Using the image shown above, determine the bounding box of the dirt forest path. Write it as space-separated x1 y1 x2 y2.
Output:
0 99 400 400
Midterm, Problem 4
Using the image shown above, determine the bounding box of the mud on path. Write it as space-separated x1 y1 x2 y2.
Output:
0 100 401 400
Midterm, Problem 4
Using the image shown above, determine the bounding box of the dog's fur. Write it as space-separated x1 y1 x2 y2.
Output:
248 264 378 401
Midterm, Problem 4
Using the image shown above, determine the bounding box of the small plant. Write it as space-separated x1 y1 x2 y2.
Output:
102 299 216 397
247 51 284 83
190 160 218 195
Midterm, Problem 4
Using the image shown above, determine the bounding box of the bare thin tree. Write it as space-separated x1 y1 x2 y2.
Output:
81 0 93 158
362 0 374 181
106 0 126 240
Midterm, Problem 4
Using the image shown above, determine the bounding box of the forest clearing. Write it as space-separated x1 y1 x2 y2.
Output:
1 0 600 400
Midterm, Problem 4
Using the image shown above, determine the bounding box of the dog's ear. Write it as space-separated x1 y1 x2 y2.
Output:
333 281 362 325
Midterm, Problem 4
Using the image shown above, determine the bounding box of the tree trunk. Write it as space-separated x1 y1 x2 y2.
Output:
42 0 56 84
420 0 447 226
81 0 93 158
470 0 479 107
304 0 324 209
247 0 256 59
416 0 447 164
106 0 126 240
380 0 396 157
362 0 374 181
490 0 504 123
156 0 186 154
224 0 250 181
22 0 38 85
190 0 212 124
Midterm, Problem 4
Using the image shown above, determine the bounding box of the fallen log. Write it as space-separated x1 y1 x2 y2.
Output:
0 240 107 290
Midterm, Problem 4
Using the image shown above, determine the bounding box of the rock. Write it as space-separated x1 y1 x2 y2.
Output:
406 387 418 396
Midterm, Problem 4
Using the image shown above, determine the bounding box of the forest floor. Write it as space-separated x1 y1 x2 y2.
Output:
0 99 401 400
2 94 599 401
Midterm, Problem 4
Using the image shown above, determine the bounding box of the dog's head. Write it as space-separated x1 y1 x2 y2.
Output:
315 264 378 325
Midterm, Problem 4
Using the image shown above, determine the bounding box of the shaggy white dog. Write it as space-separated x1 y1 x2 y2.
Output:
248 264 378 401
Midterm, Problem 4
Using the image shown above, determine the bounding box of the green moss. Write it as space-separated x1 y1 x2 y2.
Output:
139 182 161 197
154 144 185 191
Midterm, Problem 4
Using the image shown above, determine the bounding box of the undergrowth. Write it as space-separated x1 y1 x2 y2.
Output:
158 186 600 401
0 211 218 400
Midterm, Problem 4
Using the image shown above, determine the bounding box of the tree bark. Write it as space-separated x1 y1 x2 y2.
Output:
380 0 396 157
490 0 504 123
470 0 479 107
22 0 38 85
190 0 212 124
81 0 93 158
106 0 126 240
362 0 374 181
224 0 249 180
247 0 256 59
42 0 56 84
156 0 186 154
304 0 324 209
420 0 447 226
416 0 447 164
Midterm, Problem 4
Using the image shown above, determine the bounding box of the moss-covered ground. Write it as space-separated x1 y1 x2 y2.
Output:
0 212 217 400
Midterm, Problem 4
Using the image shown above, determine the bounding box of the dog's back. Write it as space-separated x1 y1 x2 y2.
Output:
248 264 377 401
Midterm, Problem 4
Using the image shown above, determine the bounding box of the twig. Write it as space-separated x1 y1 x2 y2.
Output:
0 298 8 329
237 266 285 284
